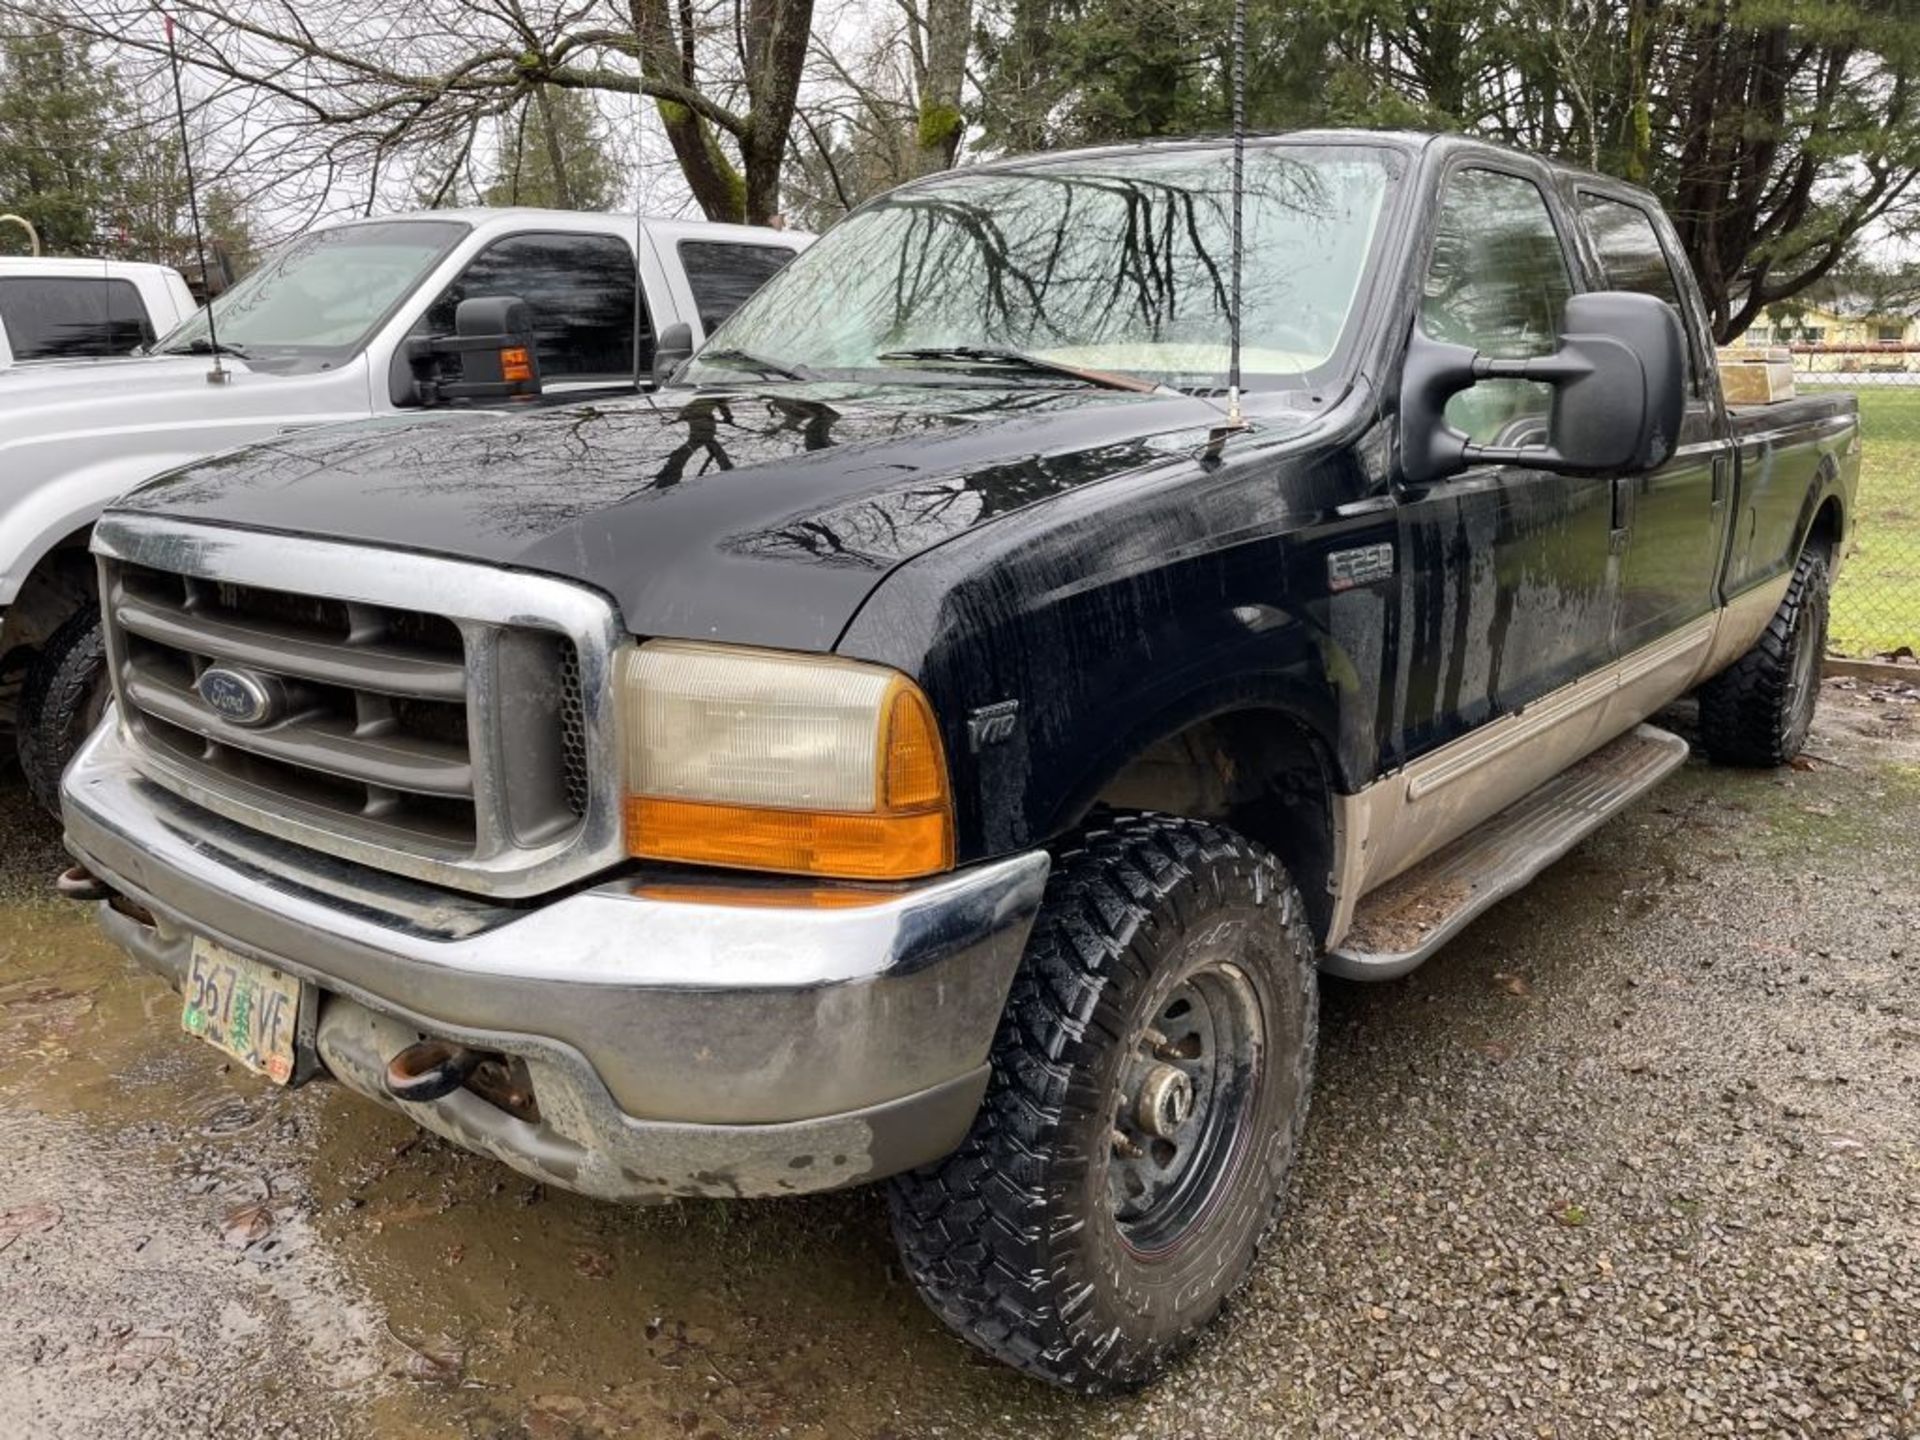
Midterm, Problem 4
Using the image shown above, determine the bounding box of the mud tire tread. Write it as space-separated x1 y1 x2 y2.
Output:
886 811 1318 1394
1698 550 1829 768
17 604 106 815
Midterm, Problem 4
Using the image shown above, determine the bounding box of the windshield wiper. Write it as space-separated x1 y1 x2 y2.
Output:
697 347 815 382
162 336 251 359
877 345 1158 394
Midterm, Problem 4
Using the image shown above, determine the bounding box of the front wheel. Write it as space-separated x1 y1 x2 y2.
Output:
887 812 1318 1393
1698 549 1829 767
17 605 109 815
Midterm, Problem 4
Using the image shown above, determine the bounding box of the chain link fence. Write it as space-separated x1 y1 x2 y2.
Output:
1790 353 1919 658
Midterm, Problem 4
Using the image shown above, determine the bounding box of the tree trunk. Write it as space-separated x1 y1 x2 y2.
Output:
629 0 750 221
911 0 969 175
737 0 814 222
533 84 573 209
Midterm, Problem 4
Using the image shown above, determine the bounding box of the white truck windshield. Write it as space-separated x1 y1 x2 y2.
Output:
153 219 467 368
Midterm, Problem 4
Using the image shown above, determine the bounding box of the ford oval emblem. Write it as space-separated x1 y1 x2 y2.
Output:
195 666 277 727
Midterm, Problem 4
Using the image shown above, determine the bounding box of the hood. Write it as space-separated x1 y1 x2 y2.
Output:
117 382 1257 651
2 351 243 402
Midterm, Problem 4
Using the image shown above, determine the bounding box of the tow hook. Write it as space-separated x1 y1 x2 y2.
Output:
385 1039 482 1103
55 864 112 902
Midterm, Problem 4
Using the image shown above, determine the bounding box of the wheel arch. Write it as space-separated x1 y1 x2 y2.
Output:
0 517 99 657
1056 688 1347 943
1803 487 1844 563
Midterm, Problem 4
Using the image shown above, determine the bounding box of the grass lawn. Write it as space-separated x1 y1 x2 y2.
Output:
1821 385 1920 656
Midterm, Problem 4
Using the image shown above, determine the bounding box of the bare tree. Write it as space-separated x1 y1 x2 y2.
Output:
784 0 971 229
21 0 816 225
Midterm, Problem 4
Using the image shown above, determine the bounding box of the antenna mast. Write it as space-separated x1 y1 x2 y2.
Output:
165 13 228 385
1224 0 1247 430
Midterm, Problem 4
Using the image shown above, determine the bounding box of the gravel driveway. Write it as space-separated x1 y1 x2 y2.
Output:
2 680 1916 1439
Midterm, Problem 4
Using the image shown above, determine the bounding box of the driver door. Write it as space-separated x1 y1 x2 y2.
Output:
1377 162 1619 880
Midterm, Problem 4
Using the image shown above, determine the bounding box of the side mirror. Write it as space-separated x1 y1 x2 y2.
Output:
397 295 542 406
1400 291 1686 484
653 321 694 386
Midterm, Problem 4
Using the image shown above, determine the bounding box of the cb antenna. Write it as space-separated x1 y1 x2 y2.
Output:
1204 0 1249 459
1225 0 1247 429
165 12 228 385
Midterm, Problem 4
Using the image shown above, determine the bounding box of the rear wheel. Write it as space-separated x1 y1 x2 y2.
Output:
887 812 1318 1393
1698 549 1829 767
17 605 108 815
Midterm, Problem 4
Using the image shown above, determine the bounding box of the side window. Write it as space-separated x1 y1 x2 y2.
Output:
0 277 154 360
677 241 797 333
416 233 642 380
1421 169 1575 446
1578 193 1699 395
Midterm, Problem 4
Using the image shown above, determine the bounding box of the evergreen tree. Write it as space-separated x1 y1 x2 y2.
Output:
484 90 625 211
0 18 130 254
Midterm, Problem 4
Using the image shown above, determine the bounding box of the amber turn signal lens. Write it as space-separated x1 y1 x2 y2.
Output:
626 798 952 880
501 346 533 383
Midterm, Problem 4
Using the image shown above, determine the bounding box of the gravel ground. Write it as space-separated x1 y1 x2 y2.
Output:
1 679 1917 1439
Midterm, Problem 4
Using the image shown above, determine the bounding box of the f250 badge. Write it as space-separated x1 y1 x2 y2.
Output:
1327 542 1395 592
967 699 1021 751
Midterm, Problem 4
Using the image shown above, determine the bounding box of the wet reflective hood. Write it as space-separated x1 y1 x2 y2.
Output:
115 381 1253 651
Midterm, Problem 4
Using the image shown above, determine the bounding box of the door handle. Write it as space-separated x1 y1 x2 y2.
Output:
1609 474 1632 553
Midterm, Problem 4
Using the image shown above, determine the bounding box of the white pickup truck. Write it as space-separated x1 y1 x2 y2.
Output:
0 258 197 369
0 207 806 806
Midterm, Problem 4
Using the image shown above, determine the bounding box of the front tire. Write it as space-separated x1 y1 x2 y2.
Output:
1698 549 1829 767
17 605 108 815
888 812 1318 1394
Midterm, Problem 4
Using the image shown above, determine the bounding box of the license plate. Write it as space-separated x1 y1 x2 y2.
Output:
182 937 302 1085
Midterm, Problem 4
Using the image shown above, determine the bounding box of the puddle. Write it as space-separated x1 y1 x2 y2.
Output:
0 893 1079 1439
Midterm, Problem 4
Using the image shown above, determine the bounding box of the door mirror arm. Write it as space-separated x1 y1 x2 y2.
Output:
652 322 695 387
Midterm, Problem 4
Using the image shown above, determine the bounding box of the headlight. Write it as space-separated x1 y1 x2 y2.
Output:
619 640 954 880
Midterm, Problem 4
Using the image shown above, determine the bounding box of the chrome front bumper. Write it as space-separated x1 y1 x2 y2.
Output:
62 722 1049 1201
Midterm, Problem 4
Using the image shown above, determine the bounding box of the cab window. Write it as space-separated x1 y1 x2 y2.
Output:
1420 169 1575 447
416 232 644 380
677 241 797 333
0 277 153 360
1578 193 1700 395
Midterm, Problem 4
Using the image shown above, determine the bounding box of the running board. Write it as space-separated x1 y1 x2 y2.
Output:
1325 723 1690 981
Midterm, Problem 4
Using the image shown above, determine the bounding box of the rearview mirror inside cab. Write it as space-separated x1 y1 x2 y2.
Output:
1399 291 1686 484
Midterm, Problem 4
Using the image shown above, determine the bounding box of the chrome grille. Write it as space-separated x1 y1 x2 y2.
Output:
113 561 483 848
93 515 626 899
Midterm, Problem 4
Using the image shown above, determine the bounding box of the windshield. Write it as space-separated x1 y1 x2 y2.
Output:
152 219 467 369
686 143 1400 391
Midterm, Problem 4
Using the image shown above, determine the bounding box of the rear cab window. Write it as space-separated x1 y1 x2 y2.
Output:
1576 193 1702 395
0 276 154 360
677 241 797 333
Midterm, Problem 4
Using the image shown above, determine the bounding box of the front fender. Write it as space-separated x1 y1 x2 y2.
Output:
0 452 209 604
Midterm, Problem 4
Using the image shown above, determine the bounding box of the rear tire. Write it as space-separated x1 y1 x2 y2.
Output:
887 812 1318 1394
1698 549 1829 767
17 605 108 816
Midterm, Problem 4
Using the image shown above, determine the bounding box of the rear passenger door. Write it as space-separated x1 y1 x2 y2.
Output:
1389 163 1616 765
1573 189 1733 657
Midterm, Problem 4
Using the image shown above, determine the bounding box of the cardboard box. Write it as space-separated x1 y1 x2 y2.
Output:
1717 346 1796 404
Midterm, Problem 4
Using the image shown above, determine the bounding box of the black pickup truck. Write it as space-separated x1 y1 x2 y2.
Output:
59 131 1858 1392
